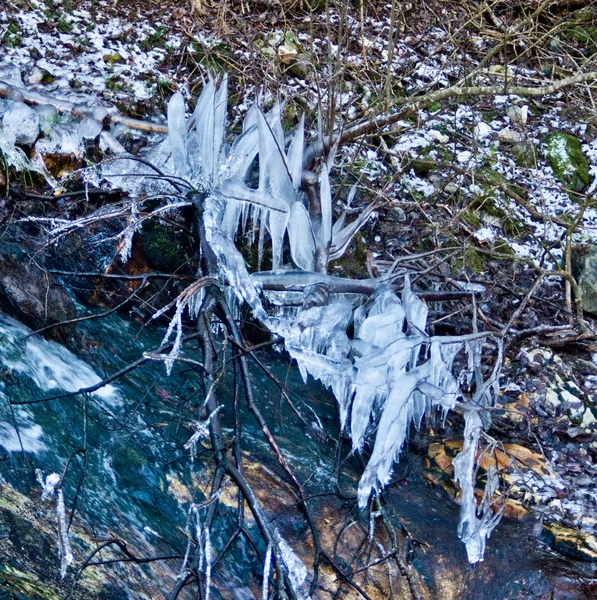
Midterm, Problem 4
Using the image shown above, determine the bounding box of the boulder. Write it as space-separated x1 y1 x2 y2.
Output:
545 132 591 192
0 248 76 339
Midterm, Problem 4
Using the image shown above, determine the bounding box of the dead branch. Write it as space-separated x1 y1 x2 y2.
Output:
0 81 168 134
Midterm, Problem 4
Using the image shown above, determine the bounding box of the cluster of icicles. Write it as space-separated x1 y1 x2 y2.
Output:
122 76 503 565
2 73 504 565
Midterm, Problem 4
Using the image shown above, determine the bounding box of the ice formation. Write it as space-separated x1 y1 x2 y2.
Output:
0 75 503 564
36 470 74 578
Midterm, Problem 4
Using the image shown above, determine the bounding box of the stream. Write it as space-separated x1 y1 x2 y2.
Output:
0 305 596 599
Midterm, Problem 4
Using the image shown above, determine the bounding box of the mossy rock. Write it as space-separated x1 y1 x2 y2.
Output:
545 132 591 192
138 220 192 273
460 209 482 229
0 564 61 600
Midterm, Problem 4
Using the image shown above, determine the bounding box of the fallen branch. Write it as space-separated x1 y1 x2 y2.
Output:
0 81 168 134
304 70 597 162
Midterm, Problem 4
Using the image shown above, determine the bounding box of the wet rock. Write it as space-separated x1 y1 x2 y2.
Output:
0 248 76 339
424 439 563 520
571 244 597 315
545 132 591 192
541 522 597 562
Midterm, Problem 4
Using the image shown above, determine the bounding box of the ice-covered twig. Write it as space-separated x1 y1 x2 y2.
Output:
36 469 74 578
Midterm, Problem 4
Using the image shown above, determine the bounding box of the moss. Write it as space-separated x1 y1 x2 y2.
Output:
139 220 191 273
455 244 487 274
0 564 60 600
103 53 122 64
545 132 591 193
428 101 441 113
56 15 73 33
329 236 370 279
460 209 481 229
494 238 515 257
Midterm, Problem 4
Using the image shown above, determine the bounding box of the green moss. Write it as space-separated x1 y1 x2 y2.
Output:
56 15 73 33
139 221 191 273
0 564 60 600
463 245 487 273
460 210 481 229
103 53 123 64
494 238 515 257
545 132 591 193
428 101 441 113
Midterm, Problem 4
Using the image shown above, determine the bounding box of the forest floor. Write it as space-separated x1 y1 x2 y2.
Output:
2 0 597 577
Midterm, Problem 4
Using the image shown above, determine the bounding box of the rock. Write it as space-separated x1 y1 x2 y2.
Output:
498 127 523 144
424 439 561 520
506 104 528 127
278 43 298 64
2 102 40 146
541 522 597 562
473 121 492 141
571 244 597 315
0 248 76 339
545 132 591 192
430 129 449 144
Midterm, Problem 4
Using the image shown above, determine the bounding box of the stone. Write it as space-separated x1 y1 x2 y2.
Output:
571 244 597 315
545 132 591 192
498 127 523 144
278 43 298 64
0 248 76 340
473 121 492 141
506 104 528 127
541 522 597 562
2 102 40 146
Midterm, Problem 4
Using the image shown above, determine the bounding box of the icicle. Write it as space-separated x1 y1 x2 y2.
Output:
36 470 73 578
262 544 273 600
452 409 502 563
273 529 308 597
167 92 189 177
204 523 213 600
